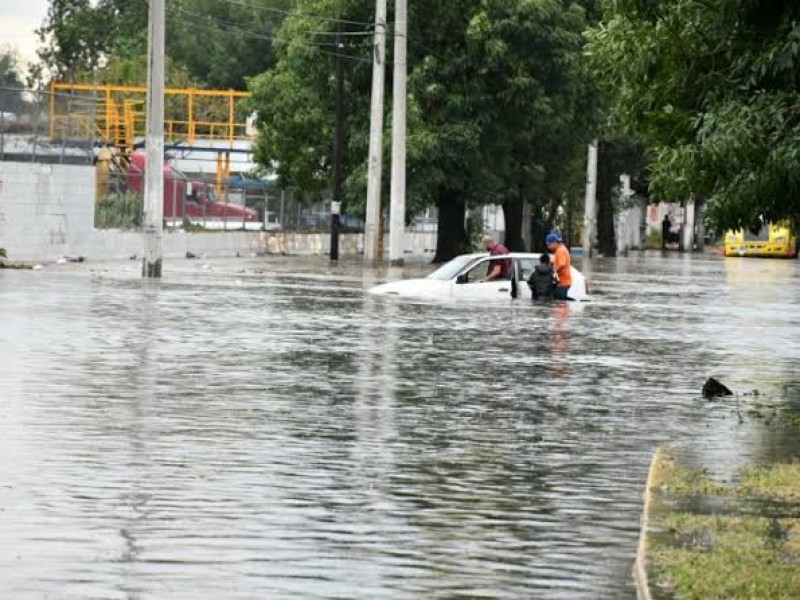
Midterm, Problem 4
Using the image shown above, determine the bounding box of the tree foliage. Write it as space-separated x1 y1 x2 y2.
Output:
251 0 597 259
0 47 25 113
35 0 286 89
586 0 800 233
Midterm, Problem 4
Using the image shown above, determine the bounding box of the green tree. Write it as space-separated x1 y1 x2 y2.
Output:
462 0 598 252
251 0 598 261
35 0 113 80
0 47 25 113
169 0 290 89
586 0 800 233
35 0 286 90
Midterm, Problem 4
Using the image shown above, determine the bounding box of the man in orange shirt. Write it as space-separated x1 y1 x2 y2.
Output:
546 233 572 300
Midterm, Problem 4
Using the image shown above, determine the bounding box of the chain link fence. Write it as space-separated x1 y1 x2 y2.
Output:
2 87 366 233
0 86 95 164
96 169 366 233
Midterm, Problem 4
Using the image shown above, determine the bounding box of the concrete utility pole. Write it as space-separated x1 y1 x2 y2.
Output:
388 0 407 266
681 197 696 252
583 139 598 258
143 0 165 278
364 0 387 263
330 24 346 261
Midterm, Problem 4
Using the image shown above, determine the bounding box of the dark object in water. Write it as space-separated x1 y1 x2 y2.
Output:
703 377 733 399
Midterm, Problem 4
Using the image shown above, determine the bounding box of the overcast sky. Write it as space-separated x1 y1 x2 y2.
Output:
0 0 49 67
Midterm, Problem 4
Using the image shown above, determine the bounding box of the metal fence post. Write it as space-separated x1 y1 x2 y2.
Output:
32 92 40 162
172 175 177 230
263 186 269 231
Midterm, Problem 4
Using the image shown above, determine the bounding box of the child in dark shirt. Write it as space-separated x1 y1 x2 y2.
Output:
527 253 557 301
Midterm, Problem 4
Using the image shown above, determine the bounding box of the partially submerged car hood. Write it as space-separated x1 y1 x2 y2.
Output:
368 278 448 297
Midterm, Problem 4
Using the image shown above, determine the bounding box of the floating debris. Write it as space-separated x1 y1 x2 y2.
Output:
702 377 733 399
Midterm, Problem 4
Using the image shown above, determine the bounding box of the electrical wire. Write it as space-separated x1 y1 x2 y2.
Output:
213 0 376 28
172 6 377 64
173 6 372 39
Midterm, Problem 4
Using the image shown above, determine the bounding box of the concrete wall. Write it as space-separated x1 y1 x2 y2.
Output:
0 161 437 263
0 161 95 262
616 202 646 255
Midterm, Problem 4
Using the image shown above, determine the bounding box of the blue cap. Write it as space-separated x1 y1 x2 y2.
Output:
545 233 560 244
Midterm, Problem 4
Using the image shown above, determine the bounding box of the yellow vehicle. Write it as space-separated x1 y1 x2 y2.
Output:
723 221 797 258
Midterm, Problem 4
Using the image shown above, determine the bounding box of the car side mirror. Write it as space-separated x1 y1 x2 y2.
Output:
455 273 468 284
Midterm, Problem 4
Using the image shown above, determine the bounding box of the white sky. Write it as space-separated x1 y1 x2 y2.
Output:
0 0 50 68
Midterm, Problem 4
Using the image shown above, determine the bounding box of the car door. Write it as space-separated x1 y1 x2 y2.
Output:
451 256 516 301
514 257 536 300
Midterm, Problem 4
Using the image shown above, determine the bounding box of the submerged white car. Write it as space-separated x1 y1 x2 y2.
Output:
369 252 589 302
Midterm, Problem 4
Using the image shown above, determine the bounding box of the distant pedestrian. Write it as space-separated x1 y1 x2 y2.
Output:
662 214 671 249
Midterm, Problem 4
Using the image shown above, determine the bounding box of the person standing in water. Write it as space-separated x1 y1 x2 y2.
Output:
545 233 571 300
527 253 556 301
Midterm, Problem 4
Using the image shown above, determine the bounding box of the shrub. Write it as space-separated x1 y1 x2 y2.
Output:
95 193 143 229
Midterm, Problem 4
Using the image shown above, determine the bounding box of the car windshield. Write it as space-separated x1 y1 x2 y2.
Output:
426 255 481 281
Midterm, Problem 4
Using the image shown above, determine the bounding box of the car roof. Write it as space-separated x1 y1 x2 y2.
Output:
460 252 542 259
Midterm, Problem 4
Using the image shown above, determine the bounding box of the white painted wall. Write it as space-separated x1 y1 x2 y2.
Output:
615 202 646 255
0 161 436 263
0 162 95 262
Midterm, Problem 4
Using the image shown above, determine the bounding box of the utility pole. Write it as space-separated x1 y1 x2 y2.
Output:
388 0 407 266
330 24 346 261
583 139 598 258
364 0 387 263
143 0 165 278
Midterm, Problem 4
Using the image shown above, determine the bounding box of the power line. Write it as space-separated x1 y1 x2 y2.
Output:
211 0 376 28
172 6 376 64
173 6 372 39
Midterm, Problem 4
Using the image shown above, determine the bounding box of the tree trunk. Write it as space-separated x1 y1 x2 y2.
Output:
529 201 552 254
502 197 525 251
596 141 617 257
432 188 467 263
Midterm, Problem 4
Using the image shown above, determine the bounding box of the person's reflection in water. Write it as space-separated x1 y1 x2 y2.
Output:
548 302 569 379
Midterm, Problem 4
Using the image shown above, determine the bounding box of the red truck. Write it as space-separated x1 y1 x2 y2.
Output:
126 152 259 225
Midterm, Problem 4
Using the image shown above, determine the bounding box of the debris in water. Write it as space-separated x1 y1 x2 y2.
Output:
702 377 733 399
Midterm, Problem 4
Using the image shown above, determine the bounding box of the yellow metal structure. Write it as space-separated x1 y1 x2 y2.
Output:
723 222 797 258
49 83 253 153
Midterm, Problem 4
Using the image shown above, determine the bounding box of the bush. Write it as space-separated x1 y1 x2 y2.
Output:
465 213 485 253
95 193 143 229
646 229 662 248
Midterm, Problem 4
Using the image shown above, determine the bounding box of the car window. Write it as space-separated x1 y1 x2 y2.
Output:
427 255 479 280
460 260 490 283
518 259 536 280
459 257 512 283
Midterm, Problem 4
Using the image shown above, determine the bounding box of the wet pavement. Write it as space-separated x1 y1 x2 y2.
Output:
0 252 798 599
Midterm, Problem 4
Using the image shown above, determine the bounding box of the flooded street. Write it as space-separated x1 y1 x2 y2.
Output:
1 252 798 599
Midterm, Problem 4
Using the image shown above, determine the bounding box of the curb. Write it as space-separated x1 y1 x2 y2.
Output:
633 447 664 600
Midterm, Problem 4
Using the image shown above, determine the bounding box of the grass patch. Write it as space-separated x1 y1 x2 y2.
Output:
739 462 800 502
646 454 800 599
651 453 728 496
652 514 800 599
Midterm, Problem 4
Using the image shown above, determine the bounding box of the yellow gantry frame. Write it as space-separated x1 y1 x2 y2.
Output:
49 83 252 152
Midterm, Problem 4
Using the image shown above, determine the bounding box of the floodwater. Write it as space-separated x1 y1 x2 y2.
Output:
0 252 798 599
